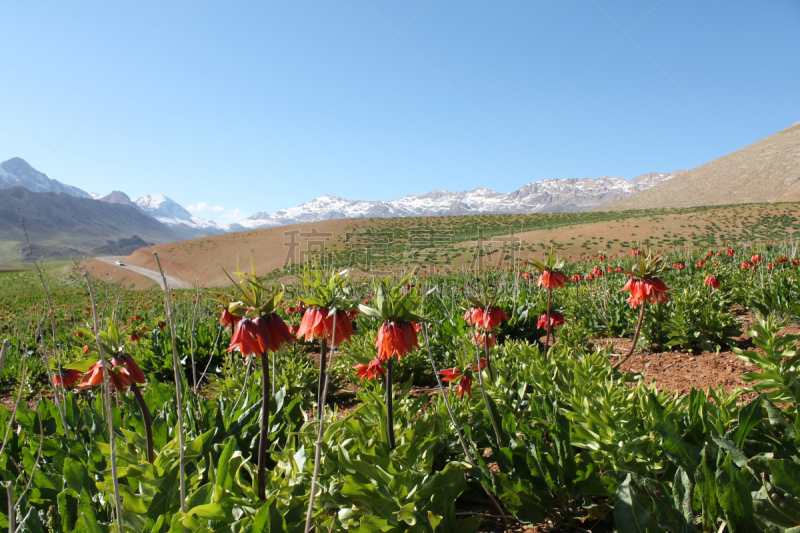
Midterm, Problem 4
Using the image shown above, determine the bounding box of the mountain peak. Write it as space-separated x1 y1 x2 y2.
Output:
240 173 680 229
0 157 91 198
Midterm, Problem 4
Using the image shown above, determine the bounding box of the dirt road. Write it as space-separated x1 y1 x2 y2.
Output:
96 256 193 290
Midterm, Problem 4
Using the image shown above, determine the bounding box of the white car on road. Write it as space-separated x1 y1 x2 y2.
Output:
115 260 125 266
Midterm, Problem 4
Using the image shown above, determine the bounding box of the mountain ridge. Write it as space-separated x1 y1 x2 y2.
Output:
599 120 800 211
238 171 686 229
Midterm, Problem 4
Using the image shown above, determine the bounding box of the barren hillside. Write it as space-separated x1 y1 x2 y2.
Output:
599 121 800 211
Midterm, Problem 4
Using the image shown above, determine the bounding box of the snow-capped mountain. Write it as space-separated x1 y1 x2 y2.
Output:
135 194 223 232
239 170 686 229
0 157 91 198
0 158 226 237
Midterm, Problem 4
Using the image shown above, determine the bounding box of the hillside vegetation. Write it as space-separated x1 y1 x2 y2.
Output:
90 201 800 288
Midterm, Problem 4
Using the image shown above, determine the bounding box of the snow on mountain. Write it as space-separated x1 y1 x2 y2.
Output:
0 157 92 198
239 171 686 229
134 194 224 231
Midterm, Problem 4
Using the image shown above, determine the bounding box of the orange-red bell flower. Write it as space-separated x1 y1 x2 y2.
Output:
537 312 565 329
620 277 670 308
79 361 132 392
704 275 721 289
471 331 497 349
112 353 146 384
227 318 262 356
219 308 241 328
253 314 295 353
296 307 355 344
536 270 570 290
53 369 83 388
376 321 419 361
354 359 386 381
463 306 509 331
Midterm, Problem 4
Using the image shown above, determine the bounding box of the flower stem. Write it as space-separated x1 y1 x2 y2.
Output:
470 323 503 449
613 303 645 370
304 316 337 533
153 252 187 531
316 339 328 420
543 288 552 359
386 358 396 450
257 351 271 500
131 383 154 463
484 337 494 382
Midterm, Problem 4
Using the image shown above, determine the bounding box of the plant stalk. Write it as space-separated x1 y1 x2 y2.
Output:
153 252 187 529
81 264 122 533
484 337 494 382
304 316 338 533
613 303 646 370
316 338 328 419
257 351 271 500
470 323 503 449
131 383 154 463
6 481 14 533
18 205 68 438
543 288 552 359
386 358 396 450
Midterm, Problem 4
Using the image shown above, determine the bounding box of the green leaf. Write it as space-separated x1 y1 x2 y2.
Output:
252 498 287 533
63 457 90 494
213 437 236 502
769 460 800 499
612 473 664 533
715 453 757 533
733 395 763 448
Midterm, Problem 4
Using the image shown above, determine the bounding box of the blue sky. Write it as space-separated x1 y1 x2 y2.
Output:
1 1 799 223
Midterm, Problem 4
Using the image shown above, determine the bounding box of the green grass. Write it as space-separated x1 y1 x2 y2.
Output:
0 262 77 295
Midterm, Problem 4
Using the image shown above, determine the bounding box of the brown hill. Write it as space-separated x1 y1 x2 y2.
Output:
599 120 800 211
88 203 800 288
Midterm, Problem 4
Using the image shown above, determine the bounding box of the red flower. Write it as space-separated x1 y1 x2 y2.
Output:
252 314 295 353
704 275 720 289
767 263 775 270
376 321 419 361
591 267 604 277
751 254 762 263
457 375 472 398
620 278 669 308
288 324 300 336
440 367 461 381
536 270 570 289
706 251 714 257
463 306 509 330
83 346 90 355
296 307 355 343
571 274 583 282
585 274 595 281
741 262 752 270
631 250 641 256
472 331 496 349
79 361 132 392
219 308 241 328
53 369 83 388
674 262 685 270
157 321 166 329
227 318 261 356
112 354 146 384
726 249 735 257
474 358 488 371
354 359 386 381
695 260 706 267
537 312 565 329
